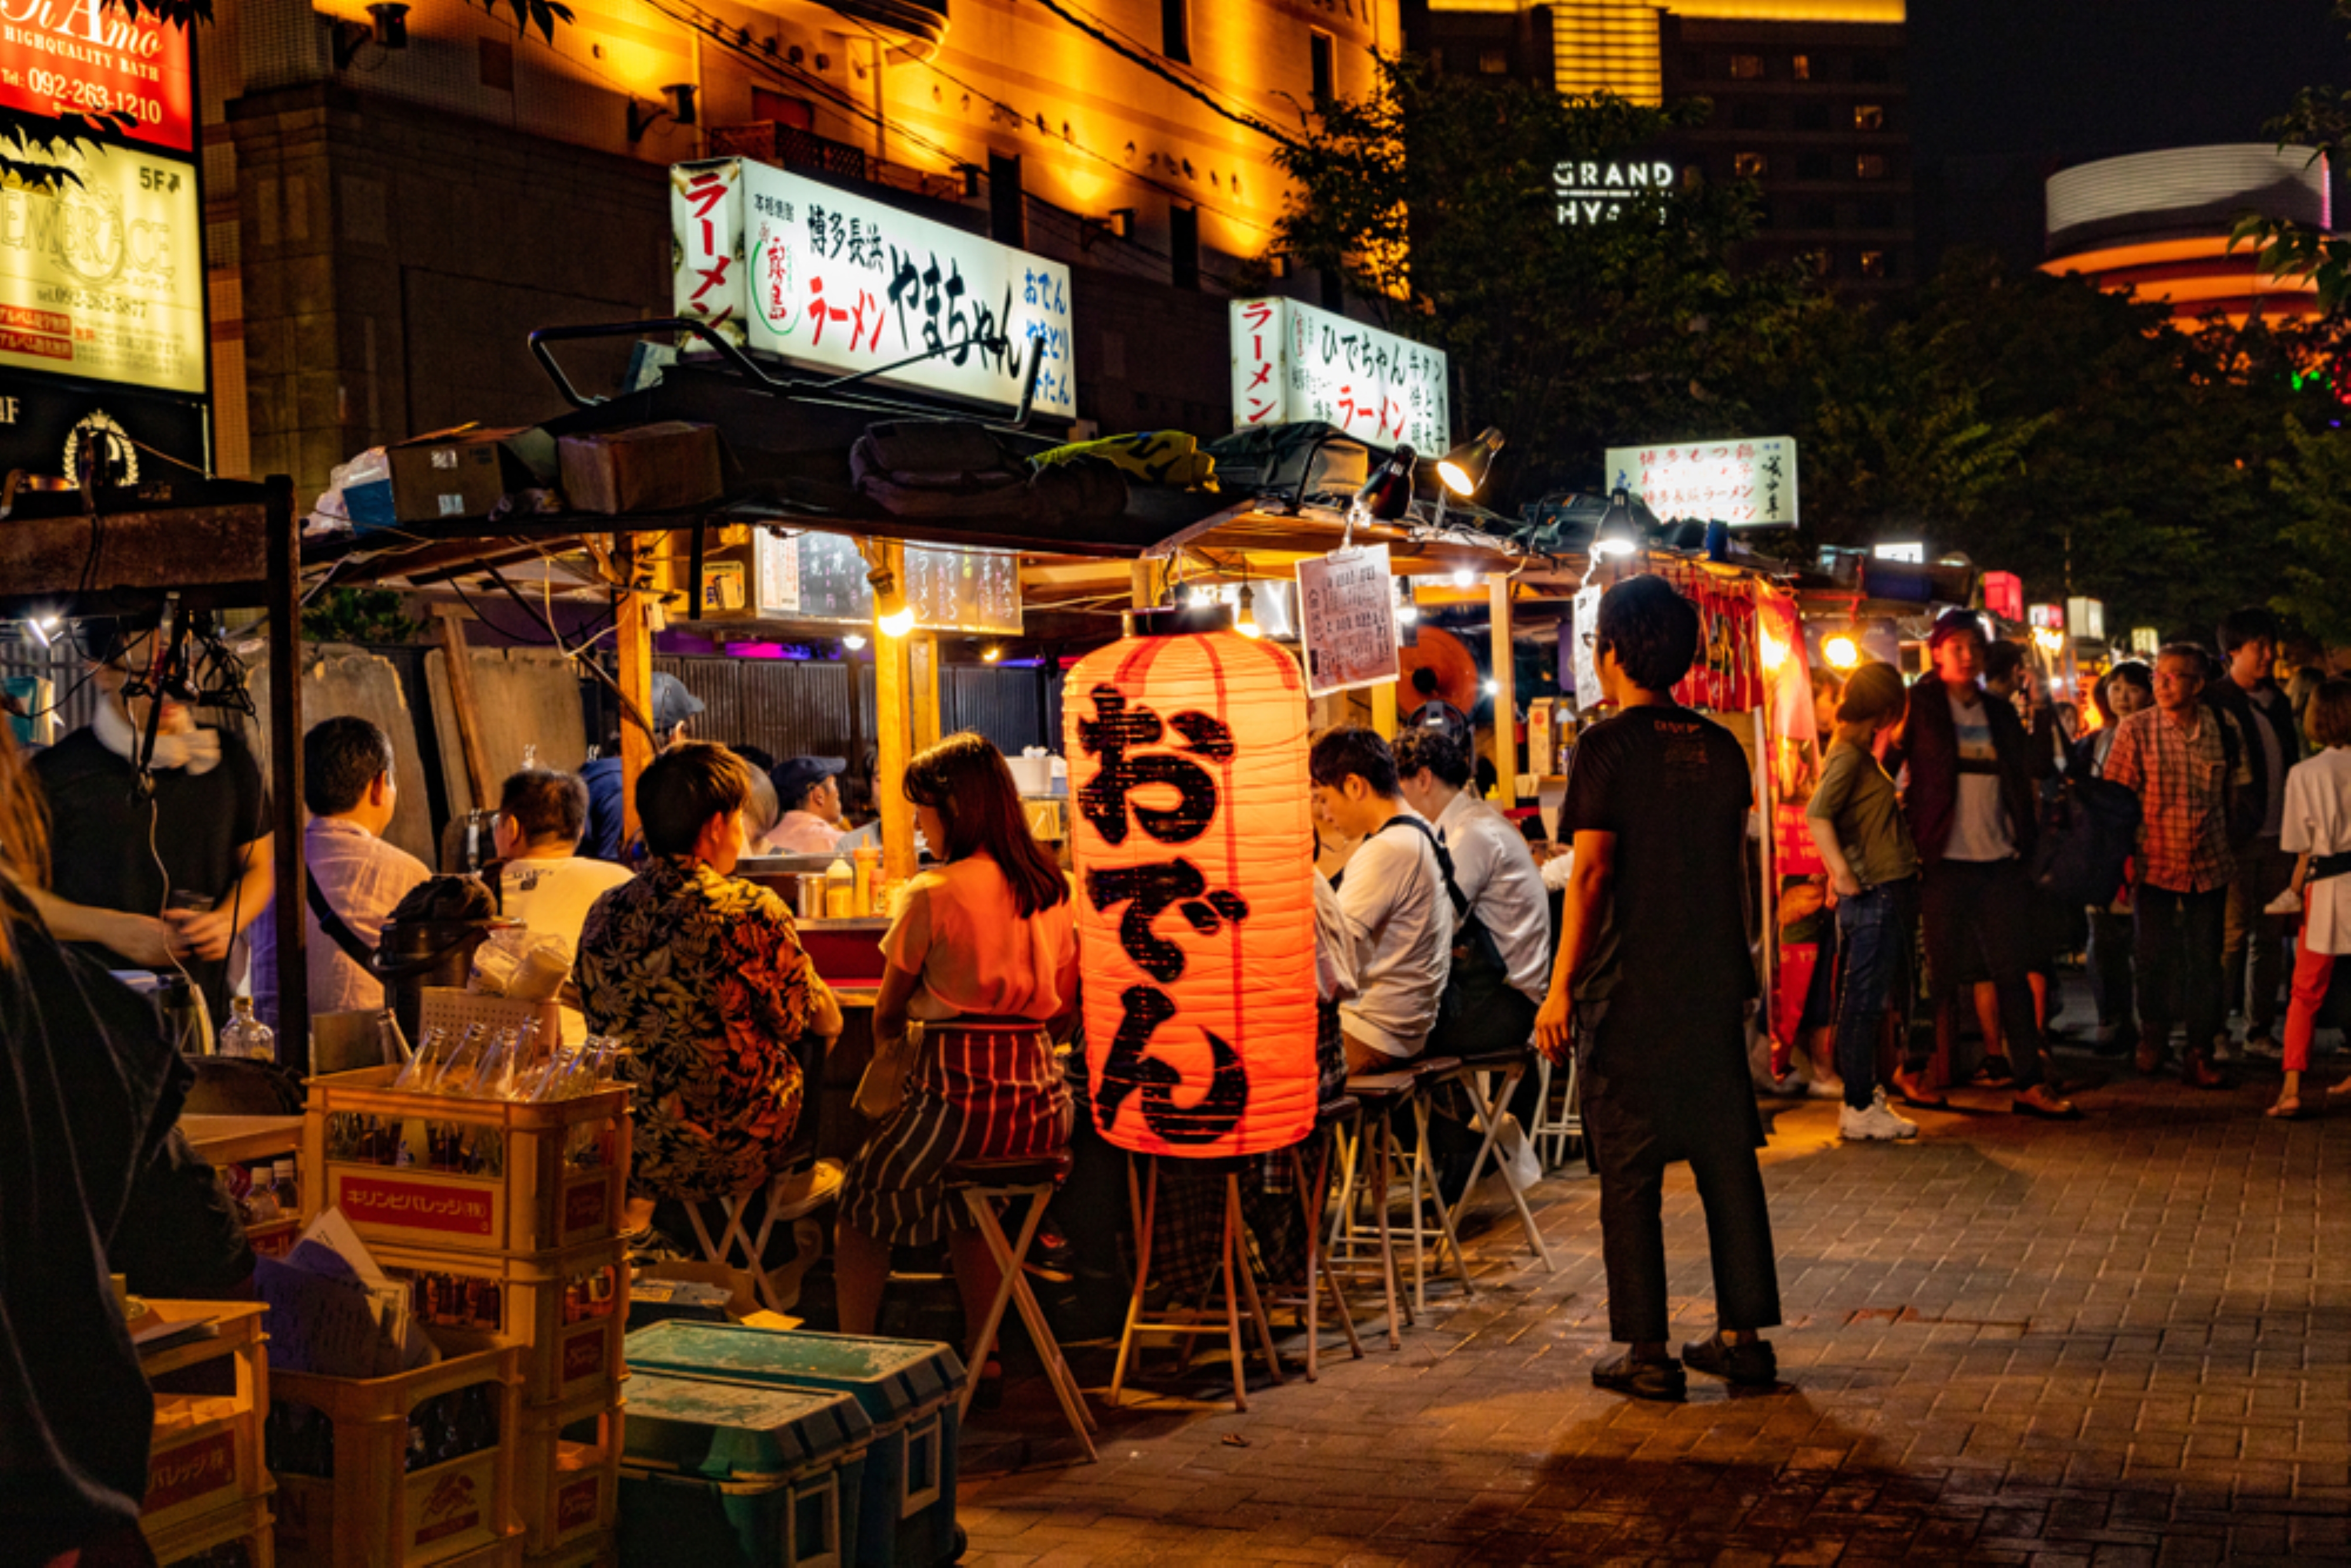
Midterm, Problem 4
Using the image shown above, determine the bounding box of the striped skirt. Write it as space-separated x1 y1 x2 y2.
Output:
839 1015 1074 1249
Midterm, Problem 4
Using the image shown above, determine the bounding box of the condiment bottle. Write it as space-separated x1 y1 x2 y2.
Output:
825 856 855 919
852 843 880 915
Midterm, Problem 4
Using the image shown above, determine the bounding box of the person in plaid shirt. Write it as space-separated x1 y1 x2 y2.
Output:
2100 645 2253 1088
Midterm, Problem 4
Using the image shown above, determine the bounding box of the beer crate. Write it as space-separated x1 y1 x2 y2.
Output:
369 1238 630 1408
517 1392 625 1557
147 1490 275 1567
269 1340 523 1568
141 1302 270 1539
302 1066 631 1257
523 1534 613 1568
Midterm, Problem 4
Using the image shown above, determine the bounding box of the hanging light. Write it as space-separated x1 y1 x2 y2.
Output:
868 561 917 638
1436 427 1505 498
1234 582 1262 638
842 632 868 651
1451 568 1476 589
25 612 58 648
1821 633 1861 670
1351 443 1417 523
1593 487 1643 558
982 644 1004 662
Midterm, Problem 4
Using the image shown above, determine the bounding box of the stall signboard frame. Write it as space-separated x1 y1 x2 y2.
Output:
1230 297 1449 454
752 527 1023 634
1295 543 1399 696
671 158 1076 418
1603 436 1797 528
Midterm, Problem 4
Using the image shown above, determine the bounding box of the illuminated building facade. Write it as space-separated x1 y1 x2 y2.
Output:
2038 146 2328 329
1404 0 1910 296
199 0 1395 491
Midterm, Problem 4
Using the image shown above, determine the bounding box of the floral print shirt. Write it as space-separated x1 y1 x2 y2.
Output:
578 855 823 1201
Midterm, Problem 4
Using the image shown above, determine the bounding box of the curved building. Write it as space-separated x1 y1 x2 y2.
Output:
2039 144 2332 326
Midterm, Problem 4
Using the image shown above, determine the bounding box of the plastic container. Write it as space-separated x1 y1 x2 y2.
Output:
624 1325 961 1568
146 1490 276 1567
517 1392 624 1556
823 859 853 920
269 1340 523 1568
370 1238 630 1407
303 1065 631 1257
618 1373 873 1568
140 1301 271 1540
850 845 879 916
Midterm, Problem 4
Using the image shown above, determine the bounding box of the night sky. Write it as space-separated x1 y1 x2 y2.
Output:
1910 0 2351 268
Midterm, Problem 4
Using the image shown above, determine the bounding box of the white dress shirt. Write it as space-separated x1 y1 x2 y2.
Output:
252 815 430 1022
1334 809 1454 1059
1312 869 1358 1005
1435 790 1555 1004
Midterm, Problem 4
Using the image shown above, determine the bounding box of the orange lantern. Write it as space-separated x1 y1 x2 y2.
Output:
1063 611 1319 1158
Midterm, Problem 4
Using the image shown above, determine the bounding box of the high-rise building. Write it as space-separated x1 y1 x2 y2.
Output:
1404 0 1910 296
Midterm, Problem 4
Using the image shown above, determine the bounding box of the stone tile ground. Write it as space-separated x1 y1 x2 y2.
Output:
953 1042 2351 1565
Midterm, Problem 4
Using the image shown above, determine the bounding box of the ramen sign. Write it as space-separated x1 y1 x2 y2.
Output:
0 0 195 153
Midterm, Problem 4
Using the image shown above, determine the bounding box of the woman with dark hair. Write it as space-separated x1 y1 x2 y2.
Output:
835 732 1079 1352
2075 662 2154 1053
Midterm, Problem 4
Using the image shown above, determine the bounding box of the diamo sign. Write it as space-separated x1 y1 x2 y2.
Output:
672 158 1077 418
1552 160 1677 225
0 0 195 154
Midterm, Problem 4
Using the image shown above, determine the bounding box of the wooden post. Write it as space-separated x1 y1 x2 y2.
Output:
911 634 943 752
1369 679 1397 738
263 476 308 1070
873 540 917 884
1128 558 1159 612
1488 572 1516 809
614 534 657 852
432 604 496 815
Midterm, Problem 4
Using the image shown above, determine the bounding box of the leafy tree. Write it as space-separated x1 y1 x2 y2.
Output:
2233 0 2351 313
1267 54 1817 507
2270 418 2351 646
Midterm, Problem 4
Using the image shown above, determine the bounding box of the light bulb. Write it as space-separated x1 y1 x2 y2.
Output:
842 633 868 651
878 606 917 638
1452 569 1476 589
1822 634 1860 670
1395 603 1420 625
1482 678 1499 696
1593 536 1637 558
982 645 1003 662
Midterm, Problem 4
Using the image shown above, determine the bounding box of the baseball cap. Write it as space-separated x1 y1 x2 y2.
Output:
651 672 705 733
772 755 846 808
1927 608 1988 650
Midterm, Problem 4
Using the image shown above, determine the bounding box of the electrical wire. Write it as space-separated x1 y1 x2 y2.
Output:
1022 0 1300 150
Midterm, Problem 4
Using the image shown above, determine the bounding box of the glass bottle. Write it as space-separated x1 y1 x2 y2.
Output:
271 1158 299 1218
218 996 273 1061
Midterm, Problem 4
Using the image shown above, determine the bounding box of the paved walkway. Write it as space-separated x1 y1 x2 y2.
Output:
957 1049 2351 1565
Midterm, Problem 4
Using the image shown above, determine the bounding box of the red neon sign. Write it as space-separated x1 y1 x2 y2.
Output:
0 0 196 155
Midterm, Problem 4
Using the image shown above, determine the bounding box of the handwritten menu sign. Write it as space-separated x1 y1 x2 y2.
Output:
1230 298 1449 453
1296 545 1398 697
1603 435 1798 528
752 529 1023 634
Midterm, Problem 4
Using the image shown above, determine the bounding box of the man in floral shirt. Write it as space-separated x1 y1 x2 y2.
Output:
580 742 839 1205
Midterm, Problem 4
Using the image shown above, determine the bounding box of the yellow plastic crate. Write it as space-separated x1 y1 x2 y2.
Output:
141 1302 270 1539
147 1489 274 1567
369 1238 629 1408
516 1392 624 1557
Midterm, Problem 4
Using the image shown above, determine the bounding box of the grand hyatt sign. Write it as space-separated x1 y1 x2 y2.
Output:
1553 160 1677 225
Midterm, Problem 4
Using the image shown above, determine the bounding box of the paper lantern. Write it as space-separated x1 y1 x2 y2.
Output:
1063 617 1319 1158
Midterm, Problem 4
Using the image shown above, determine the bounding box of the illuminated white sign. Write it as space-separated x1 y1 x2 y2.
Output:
2066 597 2105 639
1603 435 1797 528
1230 297 1449 453
1552 160 1676 226
1874 542 1924 563
671 158 1075 417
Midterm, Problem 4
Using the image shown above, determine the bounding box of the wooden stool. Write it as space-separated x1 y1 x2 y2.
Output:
1530 1050 1583 1170
1445 1051 1557 1272
946 1150 1097 1462
1111 1152 1286 1412
685 1157 846 1314
1331 1056 1472 1322
1260 1095 1367 1380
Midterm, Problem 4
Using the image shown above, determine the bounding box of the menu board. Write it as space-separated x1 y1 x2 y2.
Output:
1295 544 1398 697
751 529 1022 634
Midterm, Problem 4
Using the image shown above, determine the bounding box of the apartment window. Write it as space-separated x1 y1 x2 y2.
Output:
1854 103 1885 132
1733 152 1768 178
1798 152 1832 181
1729 53 1764 79
478 38 514 91
751 88 815 129
1790 53 1810 81
1856 152 1888 180
1310 29 1335 108
1858 250 1890 279
1732 100 1770 130
1806 249 1834 278
1682 50 1703 80
1161 0 1189 64
1860 199 1895 229
1171 205 1200 290
1794 102 1830 132
1478 49 1509 73
989 152 1025 246
1801 202 1834 229
1853 53 1891 82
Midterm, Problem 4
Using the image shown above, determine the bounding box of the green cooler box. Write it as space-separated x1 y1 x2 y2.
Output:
627 1323 966 1568
619 1373 875 1567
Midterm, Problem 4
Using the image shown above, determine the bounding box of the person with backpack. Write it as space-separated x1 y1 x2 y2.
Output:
1308 727 1454 1072
2101 645 2253 1088
1804 661 1923 1141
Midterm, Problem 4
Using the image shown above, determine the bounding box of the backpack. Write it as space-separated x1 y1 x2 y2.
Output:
2030 774 2142 907
1372 814 1536 1059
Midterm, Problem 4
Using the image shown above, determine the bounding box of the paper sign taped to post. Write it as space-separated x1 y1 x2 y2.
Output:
1296 545 1400 697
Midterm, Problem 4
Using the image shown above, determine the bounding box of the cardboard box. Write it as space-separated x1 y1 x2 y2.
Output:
387 426 557 525
557 421 724 515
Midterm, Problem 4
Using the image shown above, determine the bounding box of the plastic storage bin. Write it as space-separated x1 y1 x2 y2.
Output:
371 1238 629 1407
618 1372 874 1568
302 1066 631 1257
516 1391 624 1556
269 1340 523 1568
625 1324 962 1568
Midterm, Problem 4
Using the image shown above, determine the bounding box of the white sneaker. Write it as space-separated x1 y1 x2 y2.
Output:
1840 1088 1919 1142
2266 887 2304 917
1807 1073 1847 1100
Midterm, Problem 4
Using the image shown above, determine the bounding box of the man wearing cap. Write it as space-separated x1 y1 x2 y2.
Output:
1886 610 2076 1118
763 757 850 856
581 672 704 863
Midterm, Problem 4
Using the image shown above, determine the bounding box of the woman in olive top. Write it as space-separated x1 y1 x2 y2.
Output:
1807 662 1926 1140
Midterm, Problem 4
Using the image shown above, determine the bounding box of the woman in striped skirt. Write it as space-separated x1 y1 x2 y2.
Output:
835 732 1079 1342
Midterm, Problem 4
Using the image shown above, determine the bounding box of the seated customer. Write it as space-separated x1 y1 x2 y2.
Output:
578 743 840 1211
763 756 850 855
1310 726 1454 1073
835 733 1077 1354
252 715 431 1027
493 768 631 1040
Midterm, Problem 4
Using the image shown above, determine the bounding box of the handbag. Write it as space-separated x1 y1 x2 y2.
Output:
2030 775 2142 907
853 1023 921 1121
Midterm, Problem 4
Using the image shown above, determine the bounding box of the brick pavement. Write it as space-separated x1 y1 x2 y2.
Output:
955 1049 2351 1565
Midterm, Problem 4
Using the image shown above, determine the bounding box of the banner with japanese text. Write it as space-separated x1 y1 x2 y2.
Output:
1603 435 1798 528
1230 297 1448 453
0 143 202 394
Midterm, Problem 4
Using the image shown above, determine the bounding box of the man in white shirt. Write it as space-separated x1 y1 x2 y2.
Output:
1392 726 1552 1058
495 769 634 1043
252 716 430 1026
1309 726 1453 1072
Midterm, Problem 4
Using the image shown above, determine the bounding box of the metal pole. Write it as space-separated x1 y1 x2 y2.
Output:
263 475 309 1073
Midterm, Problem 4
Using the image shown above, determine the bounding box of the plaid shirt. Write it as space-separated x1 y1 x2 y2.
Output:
2101 706 2250 893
